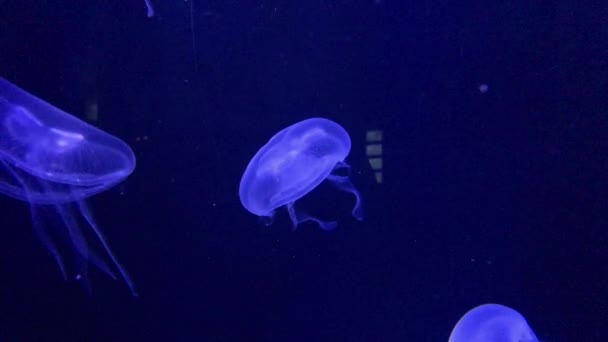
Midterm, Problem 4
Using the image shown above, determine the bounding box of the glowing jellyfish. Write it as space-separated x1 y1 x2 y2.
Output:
449 303 539 342
0 78 136 294
239 118 362 230
144 0 154 17
479 83 489 93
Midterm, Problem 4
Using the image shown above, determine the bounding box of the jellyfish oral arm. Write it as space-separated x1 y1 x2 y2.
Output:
144 0 154 17
78 201 138 296
327 162 363 221
286 202 337 231
30 205 68 280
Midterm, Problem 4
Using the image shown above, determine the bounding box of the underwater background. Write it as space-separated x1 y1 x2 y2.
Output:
0 1 606 341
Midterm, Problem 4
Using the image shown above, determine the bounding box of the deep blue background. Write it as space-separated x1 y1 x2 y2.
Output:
0 1 607 341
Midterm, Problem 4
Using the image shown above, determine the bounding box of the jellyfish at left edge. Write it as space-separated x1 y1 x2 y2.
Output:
0 77 137 295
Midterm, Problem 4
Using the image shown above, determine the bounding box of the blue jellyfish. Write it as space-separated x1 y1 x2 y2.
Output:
239 117 362 230
0 78 136 295
144 0 154 17
449 303 539 342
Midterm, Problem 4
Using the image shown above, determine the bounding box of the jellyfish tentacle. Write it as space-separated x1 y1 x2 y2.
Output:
55 202 117 280
144 0 154 17
286 202 337 230
327 162 363 221
30 205 67 280
79 201 138 296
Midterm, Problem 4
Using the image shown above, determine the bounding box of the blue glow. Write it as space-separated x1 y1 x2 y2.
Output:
0 78 137 295
449 303 539 342
239 117 362 230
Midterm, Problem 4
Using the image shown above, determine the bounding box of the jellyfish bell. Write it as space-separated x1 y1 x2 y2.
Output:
0 82 134 204
449 303 539 342
239 117 362 230
0 77 136 294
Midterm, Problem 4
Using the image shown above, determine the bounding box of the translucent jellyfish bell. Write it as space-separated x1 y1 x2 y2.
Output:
0 77 136 294
239 118 362 230
449 303 539 342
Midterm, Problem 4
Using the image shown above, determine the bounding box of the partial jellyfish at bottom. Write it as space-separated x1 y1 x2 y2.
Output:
239 118 362 230
448 303 539 342
0 77 137 295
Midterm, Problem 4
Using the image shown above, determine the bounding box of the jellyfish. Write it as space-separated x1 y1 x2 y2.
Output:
448 303 539 342
239 117 362 230
144 0 154 17
0 78 137 295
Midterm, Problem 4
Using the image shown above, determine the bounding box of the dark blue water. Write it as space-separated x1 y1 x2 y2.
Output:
0 1 606 341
